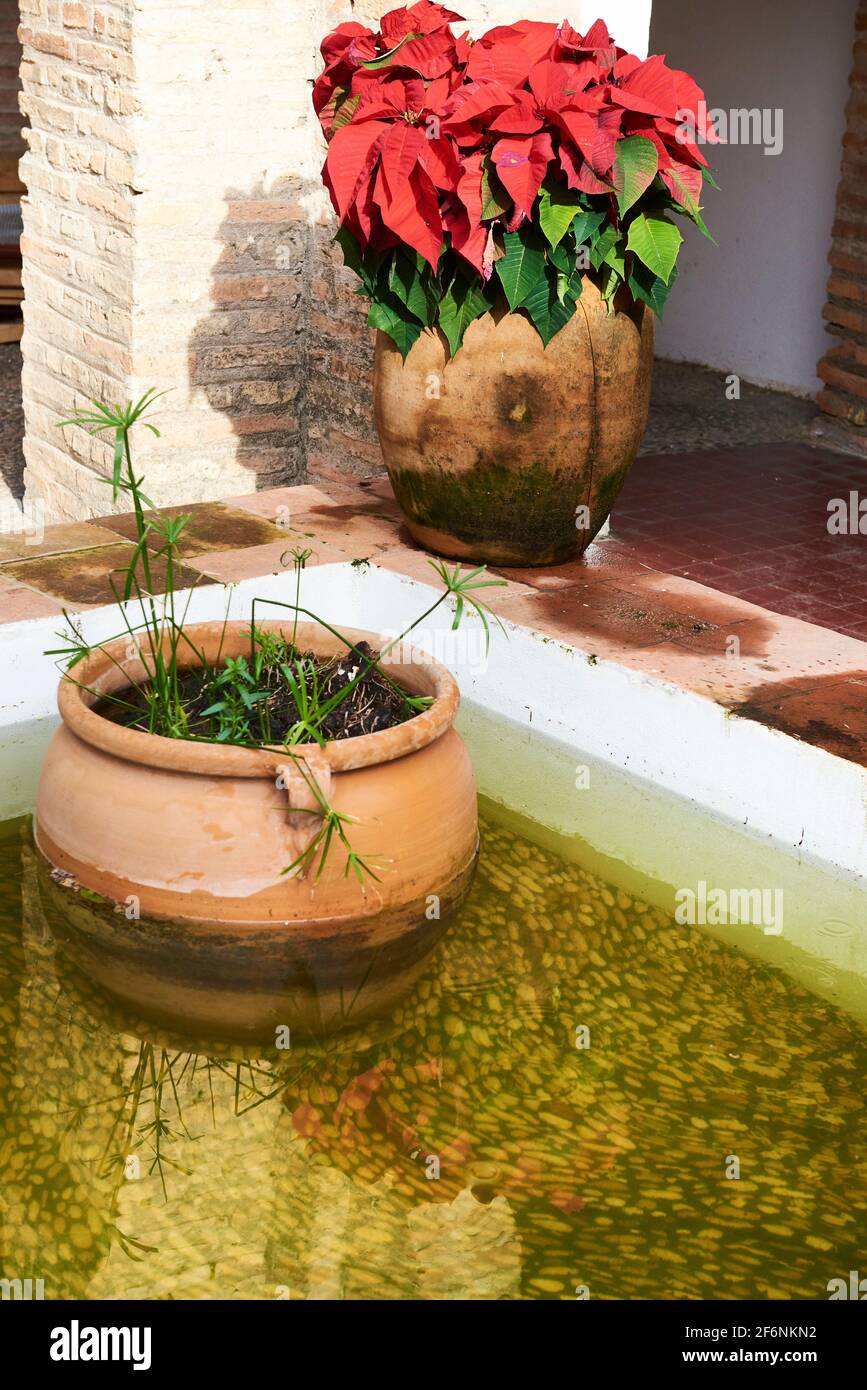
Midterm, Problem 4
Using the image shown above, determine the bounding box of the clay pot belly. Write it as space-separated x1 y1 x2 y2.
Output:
374 281 654 566
34 621 478 1039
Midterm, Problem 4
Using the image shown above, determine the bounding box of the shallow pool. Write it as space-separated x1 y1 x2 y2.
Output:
1 781 865 1301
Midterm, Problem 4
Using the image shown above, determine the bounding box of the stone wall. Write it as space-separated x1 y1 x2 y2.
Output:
19 0 651 520
817 0 867 448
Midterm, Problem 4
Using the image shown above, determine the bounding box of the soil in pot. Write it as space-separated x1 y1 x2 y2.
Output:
99 635 422 745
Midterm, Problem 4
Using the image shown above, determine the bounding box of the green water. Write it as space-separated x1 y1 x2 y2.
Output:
0 809 865 1301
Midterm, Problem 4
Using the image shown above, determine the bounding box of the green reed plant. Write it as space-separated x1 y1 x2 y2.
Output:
47 390 506 885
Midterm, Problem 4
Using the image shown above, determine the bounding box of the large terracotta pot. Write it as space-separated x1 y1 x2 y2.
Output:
374 281 654 566
34 621 478 1039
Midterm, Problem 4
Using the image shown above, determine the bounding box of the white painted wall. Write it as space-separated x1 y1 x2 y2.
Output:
649 0 857 395
457 1 652 55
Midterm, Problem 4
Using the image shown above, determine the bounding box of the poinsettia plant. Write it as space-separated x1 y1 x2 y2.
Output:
314 4 718 358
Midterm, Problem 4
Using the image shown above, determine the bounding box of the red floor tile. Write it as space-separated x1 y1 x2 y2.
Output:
610 444 867 642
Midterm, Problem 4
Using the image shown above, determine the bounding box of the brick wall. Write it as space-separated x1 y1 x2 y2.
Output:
18 1 137 516
818 0 867 437
19 0 651 520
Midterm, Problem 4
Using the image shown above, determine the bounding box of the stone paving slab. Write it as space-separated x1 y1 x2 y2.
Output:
1 540 214 608
97 500 287 556
0 520 125 564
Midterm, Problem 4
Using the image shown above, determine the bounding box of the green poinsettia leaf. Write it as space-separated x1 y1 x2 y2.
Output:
628 260 679 317
495 225 547 311
603 235 627 281
626 212 682 284
333 91 361 131
438 273 493 357
538 179 585 249
547 238 571 273
589 223 618 271
335 224 363 275
570 208 606 253
613 135 659 216
520 263 580 347
368 298 424 360
481 157 512 221
362 32 423 70
661 167 715 242
600 262 623 307
388 251 432 325
547 236 584 300
335 225 384 296
691 209 715 241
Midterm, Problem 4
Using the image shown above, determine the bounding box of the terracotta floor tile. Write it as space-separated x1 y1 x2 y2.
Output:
284 503 412 559
611 443 867 642
725 673 867 767
223 484 359 521
0 520 126 564
492 539 651 590
490 580 725 651
1 543 213 608
0 573 66 623
356 475 402 513
612 641 766 704
186 536 351 584
666 617 772 658
374 545 537 613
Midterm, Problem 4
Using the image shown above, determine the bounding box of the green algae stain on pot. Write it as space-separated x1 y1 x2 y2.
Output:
389 460 588 565
590 463 633 530
373 285 655 566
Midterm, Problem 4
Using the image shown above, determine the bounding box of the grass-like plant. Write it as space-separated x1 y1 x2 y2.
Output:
48 391 505 886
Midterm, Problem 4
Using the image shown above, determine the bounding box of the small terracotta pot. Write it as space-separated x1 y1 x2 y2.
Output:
374 281 654 566
35 621 478 1039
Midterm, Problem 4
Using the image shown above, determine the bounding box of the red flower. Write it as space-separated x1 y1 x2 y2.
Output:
315 5 716 356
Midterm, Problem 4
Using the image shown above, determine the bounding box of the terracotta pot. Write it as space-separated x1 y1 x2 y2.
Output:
374 281 654 566
34 621 478 1039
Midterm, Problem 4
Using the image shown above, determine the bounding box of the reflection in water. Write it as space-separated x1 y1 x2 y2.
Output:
1 814 866 1300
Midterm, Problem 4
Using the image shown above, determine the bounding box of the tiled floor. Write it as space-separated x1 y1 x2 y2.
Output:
609 443 867 642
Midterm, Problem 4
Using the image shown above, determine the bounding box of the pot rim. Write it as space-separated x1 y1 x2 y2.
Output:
57 619 460 777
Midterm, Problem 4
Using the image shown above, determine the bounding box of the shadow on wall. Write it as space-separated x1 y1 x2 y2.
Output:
188 176 384 494
0 339 24 501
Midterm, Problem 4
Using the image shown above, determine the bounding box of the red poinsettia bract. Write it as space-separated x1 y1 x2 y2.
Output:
314 4 718 357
